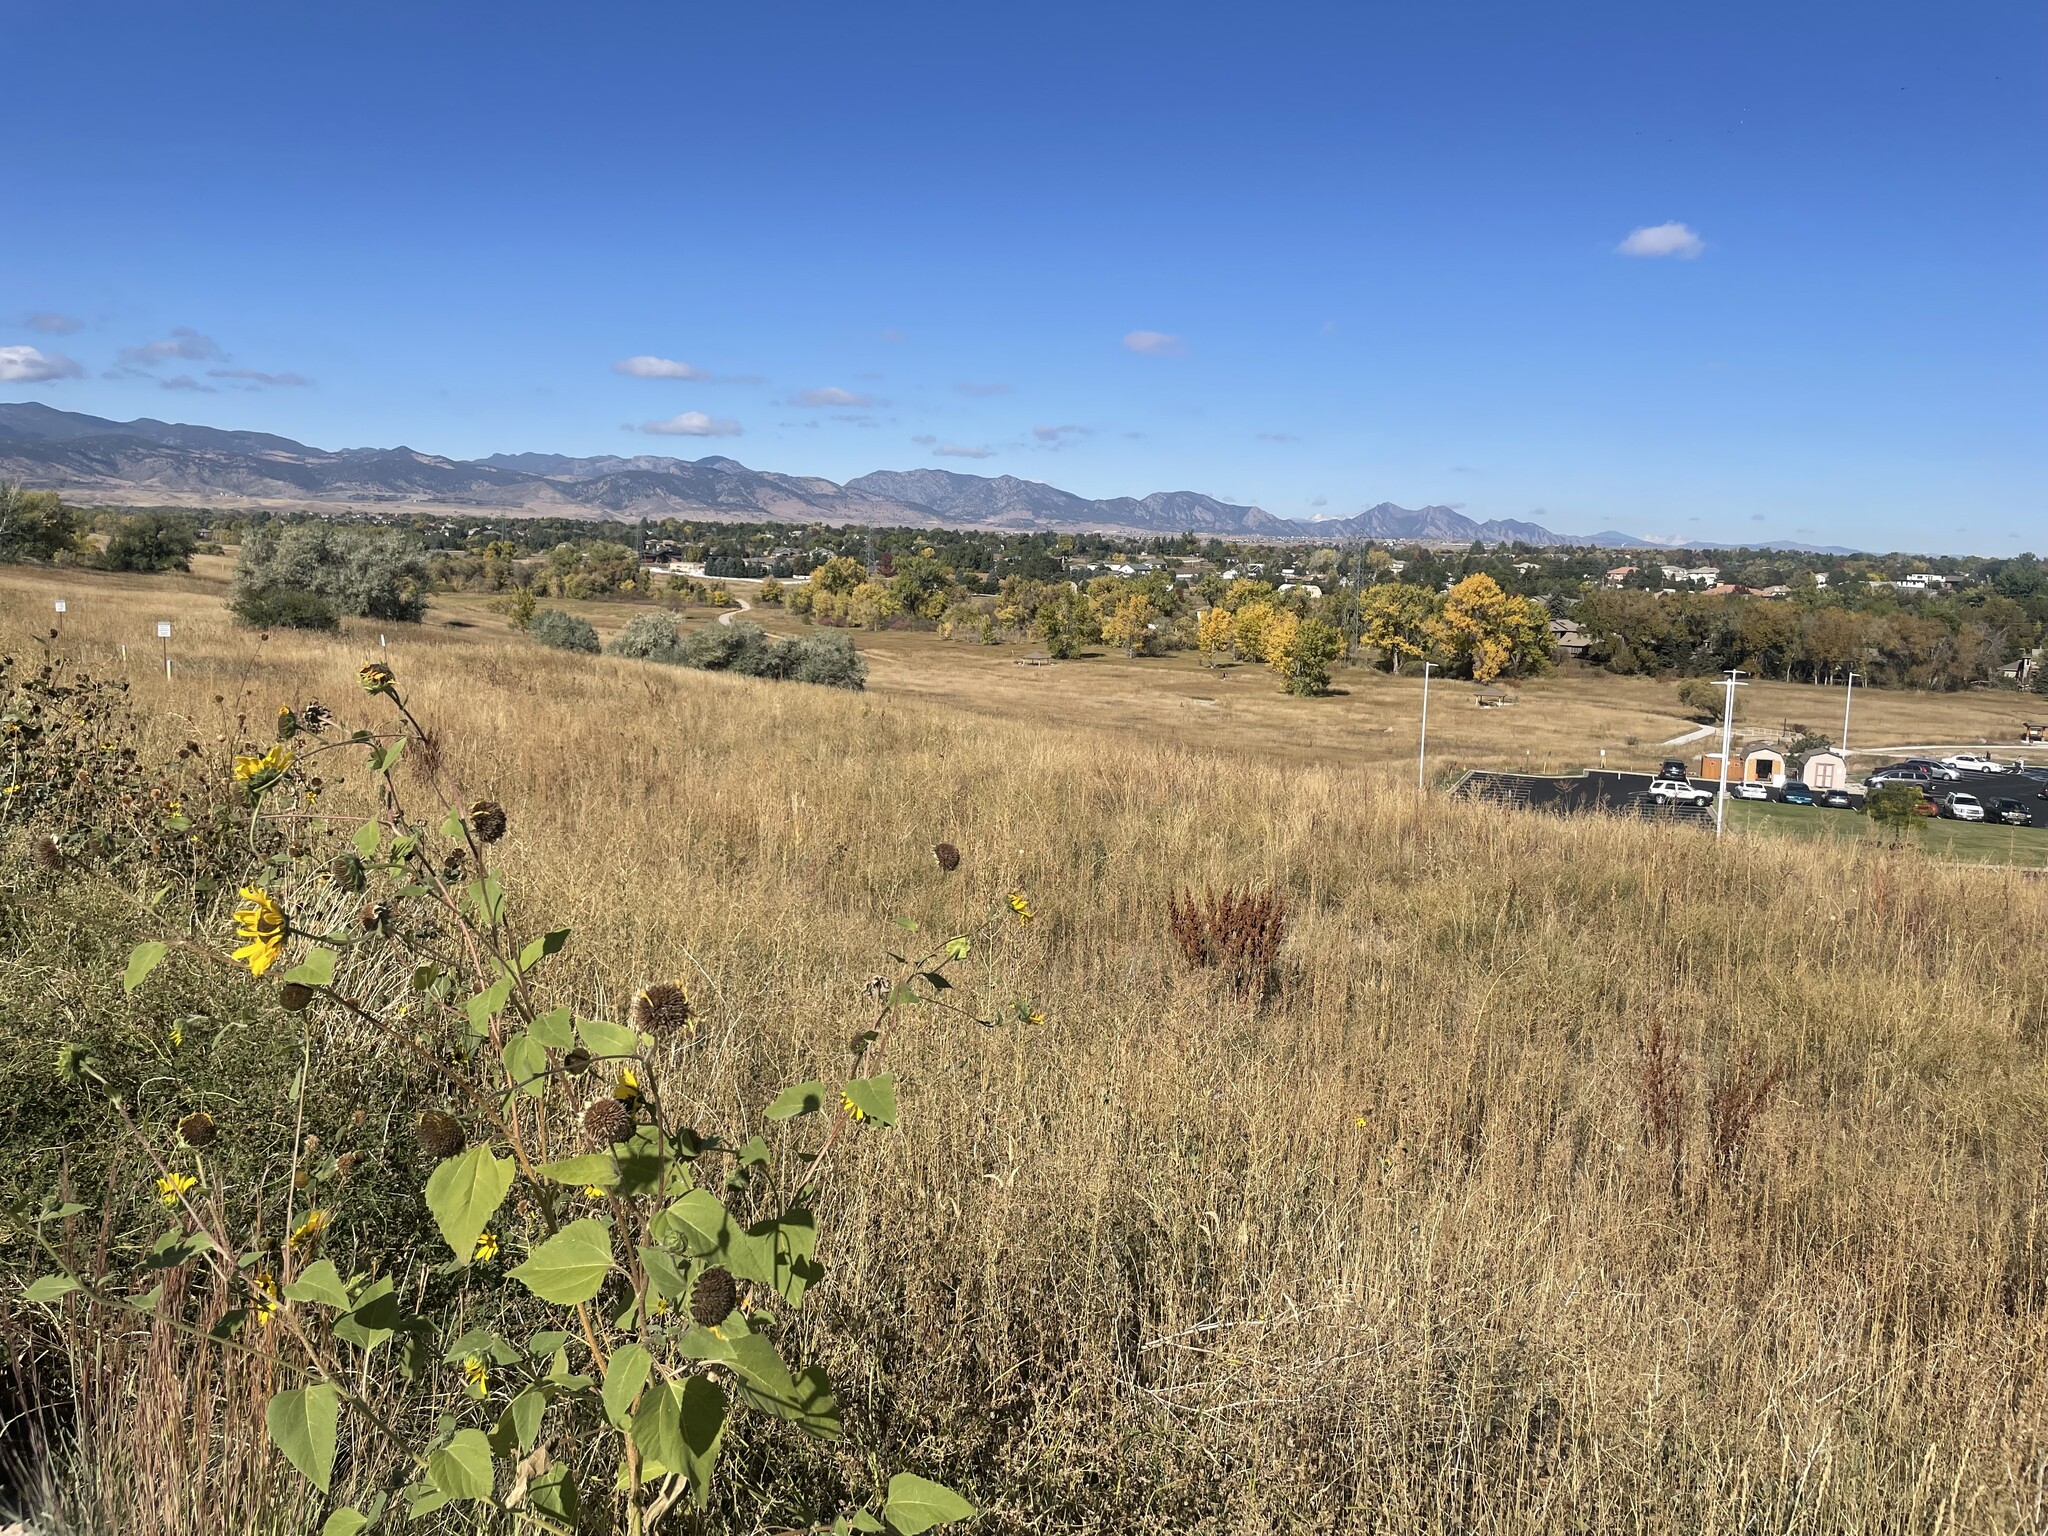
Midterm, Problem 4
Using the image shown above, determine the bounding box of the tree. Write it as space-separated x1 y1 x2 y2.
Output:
810 555 865 595
1267 615 1344 696
100 512 198 573
231 523 432 624
1100 594 1156 657
1232 600 1282 662
1196 605 1235 667
1675 677 1736 723
1865 783 1925 843
1428 573 1550 682
1359 583 1438 673
503 587 538 629
0 483 78 563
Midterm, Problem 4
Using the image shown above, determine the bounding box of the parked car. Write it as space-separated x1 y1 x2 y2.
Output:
1819 788 1856 809
1733 781 1769 800
1660 759 1690 781
1912 795 1941 817
1866 764 1934 788
1942 753 2007 774
1648 778 1714 807
1779 782 1816 806
1926 762 1964 781
1993 798 2036 826
1943 792 1986 822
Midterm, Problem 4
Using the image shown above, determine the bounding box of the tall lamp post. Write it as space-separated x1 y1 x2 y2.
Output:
1841 670 1859 755
1715 669 1748 840
1417 661 1433 799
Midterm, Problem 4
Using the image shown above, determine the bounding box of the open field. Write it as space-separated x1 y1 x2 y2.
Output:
5 561 2048 1534
13 564 2045 783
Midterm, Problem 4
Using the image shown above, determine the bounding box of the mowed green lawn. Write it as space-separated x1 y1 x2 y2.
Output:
1725 796 2048 867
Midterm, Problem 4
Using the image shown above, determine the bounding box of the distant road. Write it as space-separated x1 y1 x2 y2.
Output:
717 594 753 627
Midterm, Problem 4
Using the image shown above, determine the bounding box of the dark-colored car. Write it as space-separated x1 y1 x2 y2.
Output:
1819 788 1855 809
1660 759 1690 781
1779 782 1815 806
1993 798 2036 826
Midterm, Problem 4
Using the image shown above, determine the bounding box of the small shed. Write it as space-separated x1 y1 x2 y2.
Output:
1743 747 1787 787
1802 751 1850 790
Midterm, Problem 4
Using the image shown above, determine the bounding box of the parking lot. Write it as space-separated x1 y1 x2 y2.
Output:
1454 756 2048 865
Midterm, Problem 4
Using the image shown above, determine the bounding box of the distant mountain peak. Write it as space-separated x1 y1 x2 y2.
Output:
0 399 1684 547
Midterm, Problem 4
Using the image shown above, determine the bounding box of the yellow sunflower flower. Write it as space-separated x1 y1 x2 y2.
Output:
472 1230 500 1263
462 1354 489 1395
288 1208 330 1249
1006 890 1034 924
251 1269 279 1325
842 1093 867 1123
231 888 286 976
155 1171 197 1206
231 743 294 786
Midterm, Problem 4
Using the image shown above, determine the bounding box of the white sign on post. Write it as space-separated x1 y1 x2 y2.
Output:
156 622 172 639
54 600 66 615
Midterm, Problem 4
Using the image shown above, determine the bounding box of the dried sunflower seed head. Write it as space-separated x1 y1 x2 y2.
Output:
690 1266 737 1328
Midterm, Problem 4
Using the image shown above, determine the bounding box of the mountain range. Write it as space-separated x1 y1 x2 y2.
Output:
0 401 1842 550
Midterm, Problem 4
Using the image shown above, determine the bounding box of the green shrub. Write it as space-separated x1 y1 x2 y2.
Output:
604 610 684 661
100 512 199 573
781 630 866 689
0 483 79 563
528 606 599 653
227 585 341 631
230 523 431 624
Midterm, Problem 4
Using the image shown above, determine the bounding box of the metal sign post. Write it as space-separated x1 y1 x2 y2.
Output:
1715 669 1748 840
1417 661 1433 798
156 621 173 680
1841 671 1858 754
53 598 66 635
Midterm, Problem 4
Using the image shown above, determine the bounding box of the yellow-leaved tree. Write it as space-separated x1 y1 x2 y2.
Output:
1427 574 1552 682
1100 594 1157 657
1358 583 1438 673
1232 600 1281 662
1196 606 1235 667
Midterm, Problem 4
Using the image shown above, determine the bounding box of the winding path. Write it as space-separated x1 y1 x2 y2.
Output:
717 593 753 626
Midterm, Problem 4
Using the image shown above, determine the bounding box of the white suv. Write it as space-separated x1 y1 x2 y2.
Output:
1942 754 2005 774
1648 778 1714 807
1944 792 1986 822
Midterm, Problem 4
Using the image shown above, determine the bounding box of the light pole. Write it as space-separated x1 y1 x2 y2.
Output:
1841 671 1859 754
1417 661 1432 798
1715 669 1748 840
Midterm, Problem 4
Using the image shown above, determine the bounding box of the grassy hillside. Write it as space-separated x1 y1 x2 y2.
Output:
3 570 2047 1534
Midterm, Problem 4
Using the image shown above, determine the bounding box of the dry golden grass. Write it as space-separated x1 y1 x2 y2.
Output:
6 564 2048 1533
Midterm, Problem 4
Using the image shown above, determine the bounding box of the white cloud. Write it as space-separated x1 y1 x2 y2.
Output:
159 374 217 393
208 368 311 387
799 386 871 408
1616 222 1705 259
1310 496 1328 508
27 312 83 334
954 381 1011 397
614 355 710 380
911 434 938 445
1032 424 1089 444
933 442 994 459
0 345 84 382
1122 329 1187 357
639 412 742 437
120 327 221 364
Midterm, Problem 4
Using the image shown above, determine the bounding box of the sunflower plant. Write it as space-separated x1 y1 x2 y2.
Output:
22 663 998 1536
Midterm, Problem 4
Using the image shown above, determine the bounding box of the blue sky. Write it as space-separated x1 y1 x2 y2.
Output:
3 0 2042 552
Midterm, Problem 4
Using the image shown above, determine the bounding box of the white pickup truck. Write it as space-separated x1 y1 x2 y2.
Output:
1648 778 1715 807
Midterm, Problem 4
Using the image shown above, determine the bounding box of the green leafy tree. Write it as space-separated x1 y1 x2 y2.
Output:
1865 782 1926 842
0 482 79 563
100 511 200 572
232 524 432 624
